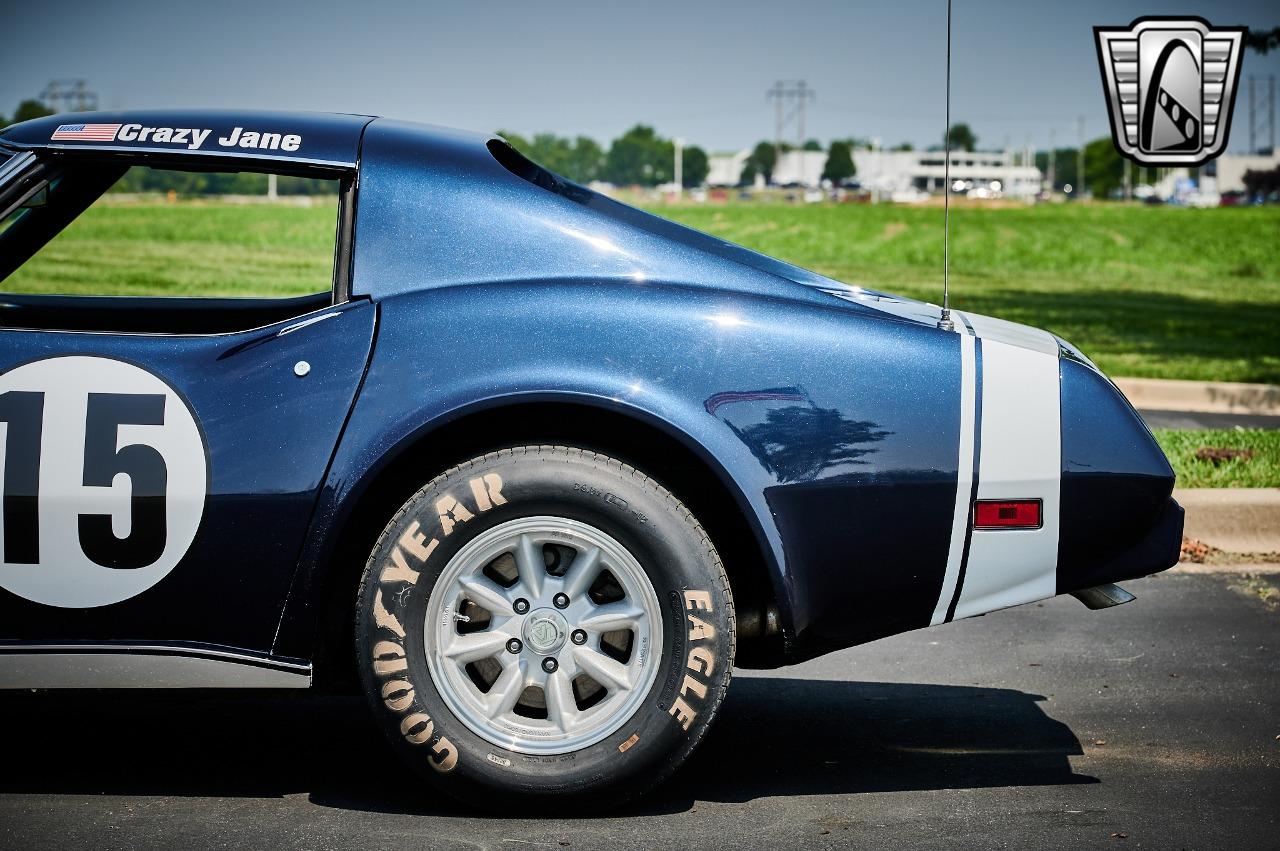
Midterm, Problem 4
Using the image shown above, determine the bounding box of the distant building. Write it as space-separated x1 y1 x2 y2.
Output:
706 150 751 187
770 151 828 186
856 150 1042 198
707 147 1042 197
1206 152 1280 193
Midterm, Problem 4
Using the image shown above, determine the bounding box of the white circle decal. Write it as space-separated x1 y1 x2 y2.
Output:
0 356 208 608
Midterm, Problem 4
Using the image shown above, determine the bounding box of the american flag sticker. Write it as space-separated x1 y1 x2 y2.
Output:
50 123 122 142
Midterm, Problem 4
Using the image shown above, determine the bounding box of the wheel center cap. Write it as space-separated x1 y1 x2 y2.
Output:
523 608 568 654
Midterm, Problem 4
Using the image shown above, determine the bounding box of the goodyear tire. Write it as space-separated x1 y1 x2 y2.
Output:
355 446 735 810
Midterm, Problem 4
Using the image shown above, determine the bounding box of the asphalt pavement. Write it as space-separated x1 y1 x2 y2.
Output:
1 570 1275 850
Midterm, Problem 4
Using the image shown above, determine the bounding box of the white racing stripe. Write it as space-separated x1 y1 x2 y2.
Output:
952 337 1061 619
930 332 977 625
959 310 1060 356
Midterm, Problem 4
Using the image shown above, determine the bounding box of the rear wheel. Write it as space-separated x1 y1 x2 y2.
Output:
355 446 734 810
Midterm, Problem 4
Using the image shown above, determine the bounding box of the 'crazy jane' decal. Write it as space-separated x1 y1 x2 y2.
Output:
0 356 208 608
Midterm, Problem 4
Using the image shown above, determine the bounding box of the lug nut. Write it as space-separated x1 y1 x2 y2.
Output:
553 593 570 609
571 629 587 645
542 657 558 673
506 638 522 654
513 598 530 614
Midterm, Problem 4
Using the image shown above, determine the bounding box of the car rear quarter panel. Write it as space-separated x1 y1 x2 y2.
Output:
281 280 963 658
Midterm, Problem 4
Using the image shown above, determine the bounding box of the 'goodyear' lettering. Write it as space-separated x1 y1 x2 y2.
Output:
368 471 509 774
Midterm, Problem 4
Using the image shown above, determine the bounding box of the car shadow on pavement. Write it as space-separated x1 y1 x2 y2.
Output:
647 676 1096 811
0 677 1093 816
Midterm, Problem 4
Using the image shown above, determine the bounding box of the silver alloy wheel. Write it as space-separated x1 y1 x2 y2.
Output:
424 516 663 755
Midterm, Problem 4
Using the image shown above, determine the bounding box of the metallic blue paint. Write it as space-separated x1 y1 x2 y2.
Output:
0 302 375 650
1058 358 1179 592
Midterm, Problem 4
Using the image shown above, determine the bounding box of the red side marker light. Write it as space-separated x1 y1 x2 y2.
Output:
974 499 1042 530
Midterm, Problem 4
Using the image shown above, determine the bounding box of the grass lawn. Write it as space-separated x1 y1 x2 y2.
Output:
3 197 338 299
1153 429 1280 488
4 196 1278 383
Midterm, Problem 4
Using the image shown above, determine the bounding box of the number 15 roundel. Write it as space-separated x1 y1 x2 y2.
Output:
0 356 208 608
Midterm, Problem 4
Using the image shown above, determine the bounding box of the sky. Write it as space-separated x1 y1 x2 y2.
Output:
2 0 1278 154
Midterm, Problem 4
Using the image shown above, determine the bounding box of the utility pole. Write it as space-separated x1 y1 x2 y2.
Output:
673 137 683 199
769 80 784 172
1250 76 1256 154
39 79 98 113
796 80 810 187
766 80 816 186
1048 126 1056 192
1077 116 1086 197
1271 75 1276 153
795 80 811 150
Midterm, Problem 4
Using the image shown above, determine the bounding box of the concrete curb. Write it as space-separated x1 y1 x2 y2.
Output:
1169 563 1280 575
1174 487 1280 553
1115 377 1280 415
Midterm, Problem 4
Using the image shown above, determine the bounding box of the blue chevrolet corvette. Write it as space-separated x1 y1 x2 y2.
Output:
0 110 1180 808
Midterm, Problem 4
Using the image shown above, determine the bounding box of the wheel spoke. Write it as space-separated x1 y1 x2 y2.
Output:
571 645 632 692
484 660 526 718
443 631 509 664
459 578 515 616
562 545 605 601
514 534 545 598
578 602 644 634
544 668 580 732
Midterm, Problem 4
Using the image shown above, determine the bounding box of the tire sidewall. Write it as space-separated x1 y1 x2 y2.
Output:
356 448 733 807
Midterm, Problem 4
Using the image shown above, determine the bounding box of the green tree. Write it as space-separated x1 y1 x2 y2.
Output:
749 141 778 184
10 99 54 125
738 159 758 187
822 139 856 183
681 145 709 187
604 124 672 186
527 133 574 176
891 141 915 152
496 131 604 184
802 138 823 151
1084 135 1127 198
1035 147 1075 190
565 135 604 184
496 129 530 150
1246 27 1280 53
944 122 977 152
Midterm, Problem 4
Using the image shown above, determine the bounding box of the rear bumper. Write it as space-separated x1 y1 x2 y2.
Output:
1059 496 1184 593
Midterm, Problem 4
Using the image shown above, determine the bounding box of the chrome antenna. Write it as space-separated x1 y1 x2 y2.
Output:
938 0 956 332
